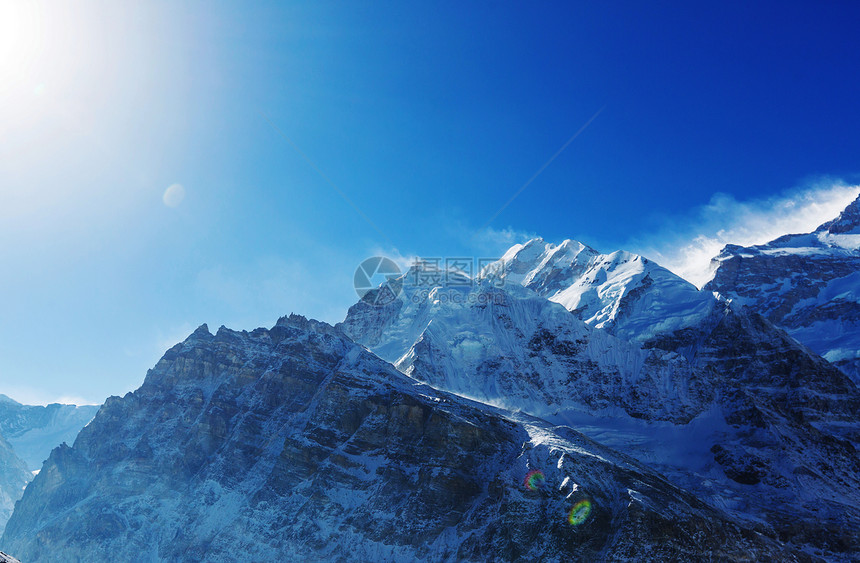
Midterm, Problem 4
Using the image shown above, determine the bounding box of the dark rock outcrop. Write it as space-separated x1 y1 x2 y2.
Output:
1 316 798 562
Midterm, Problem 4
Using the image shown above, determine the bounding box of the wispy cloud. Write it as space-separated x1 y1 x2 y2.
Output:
364 245 419 272
365 226 538 280
470 226 540 256
629 180 860 287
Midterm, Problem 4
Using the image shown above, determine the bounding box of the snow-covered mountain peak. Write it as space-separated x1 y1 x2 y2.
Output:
710 193 860 260
341 247 860 556
487 239 715 342
707 193 860 266
817 192 860 235
706 193 860 382
2 314 807 561
340 269 711 421
492 238 598 286
274 312 339 335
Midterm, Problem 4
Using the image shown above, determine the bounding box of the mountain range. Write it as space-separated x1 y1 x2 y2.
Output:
341 227 860 557
0 317 803 561
0 193 858 561
706 195 860 383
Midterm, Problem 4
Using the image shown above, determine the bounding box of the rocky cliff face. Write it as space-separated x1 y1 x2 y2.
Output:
641 302 860 555
340 273 709 424
705 193 860 383
341 269 860 558
1 316 799 562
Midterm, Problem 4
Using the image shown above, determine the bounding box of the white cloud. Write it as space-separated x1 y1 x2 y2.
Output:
462 226 540 258
365 227 538 275
364 245 419 272
630 181 860 288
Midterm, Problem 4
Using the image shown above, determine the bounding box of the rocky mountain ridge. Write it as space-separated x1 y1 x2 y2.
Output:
341 264 860 558
1 198 858 561
705 193 860 383
0 316 799 561
481 238 716 343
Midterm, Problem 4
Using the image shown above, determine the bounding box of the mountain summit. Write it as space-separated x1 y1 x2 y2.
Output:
706 192 860 382
3 198 860 561
342 254 860 557
482 238 715 343
817 193 860 235
0 316 797 561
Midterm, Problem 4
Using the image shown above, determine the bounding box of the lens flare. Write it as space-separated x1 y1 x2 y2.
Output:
523 470 546 491
568 499 591 526
163 183 185 207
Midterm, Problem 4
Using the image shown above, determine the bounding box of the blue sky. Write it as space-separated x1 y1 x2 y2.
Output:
1 1 859 404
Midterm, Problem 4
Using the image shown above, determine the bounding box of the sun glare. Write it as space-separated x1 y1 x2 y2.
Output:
0 1 108 110
0 1 153 220
0 2 46 93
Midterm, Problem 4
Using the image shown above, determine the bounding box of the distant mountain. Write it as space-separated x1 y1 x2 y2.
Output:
0 433 28 537
1 317 798 562
341 263 860 557
0 395 100 471
0 395 99 535
484 238 716 343
705 194 860 383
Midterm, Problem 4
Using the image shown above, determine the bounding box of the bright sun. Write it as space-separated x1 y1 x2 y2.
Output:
0 2 46 93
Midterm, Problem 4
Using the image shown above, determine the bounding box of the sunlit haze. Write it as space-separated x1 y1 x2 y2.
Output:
1 1 859 405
